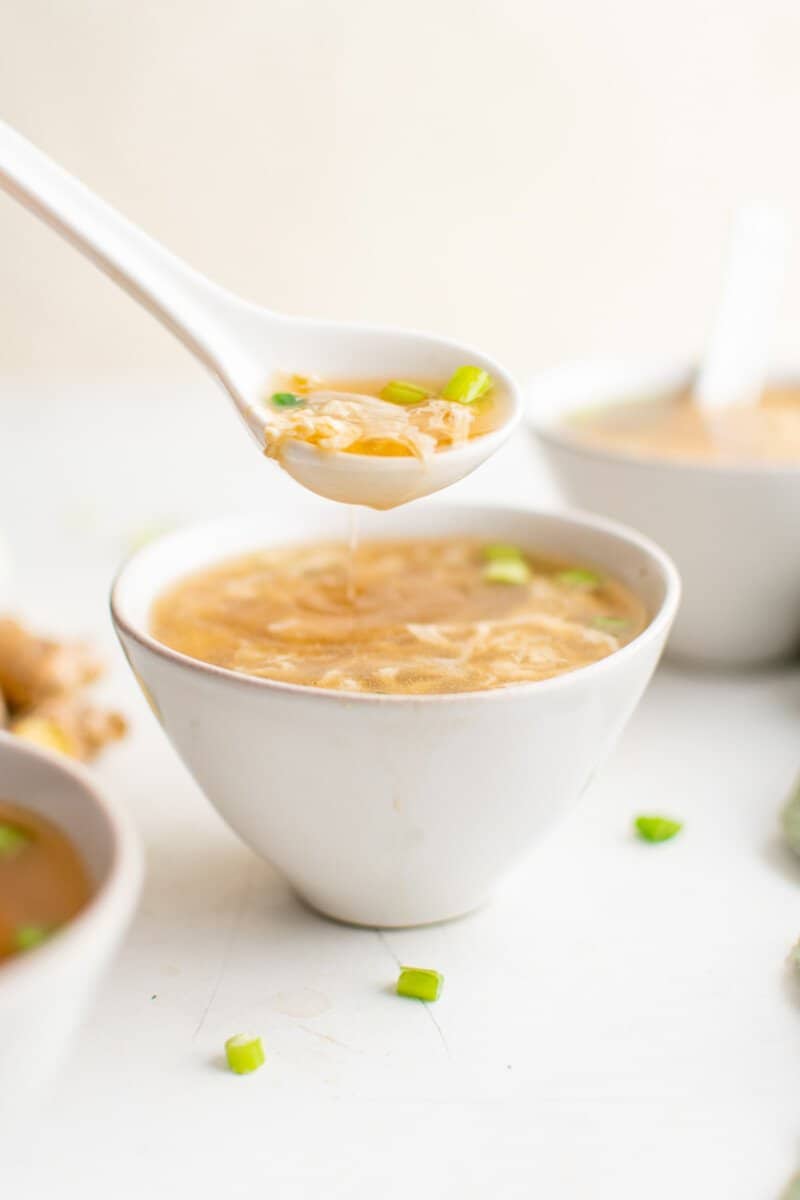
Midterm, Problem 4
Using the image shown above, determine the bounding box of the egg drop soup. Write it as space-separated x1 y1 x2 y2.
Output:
151 537 647 696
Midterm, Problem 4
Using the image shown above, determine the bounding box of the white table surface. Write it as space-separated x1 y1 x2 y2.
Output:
2 375 800 1198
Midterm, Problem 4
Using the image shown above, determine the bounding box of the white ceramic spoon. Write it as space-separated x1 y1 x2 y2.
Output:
0 122 520 509
694 204 788 412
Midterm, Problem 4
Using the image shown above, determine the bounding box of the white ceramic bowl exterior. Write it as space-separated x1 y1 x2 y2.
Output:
112 505 678 928
0 735 142 1119
528 359 800 667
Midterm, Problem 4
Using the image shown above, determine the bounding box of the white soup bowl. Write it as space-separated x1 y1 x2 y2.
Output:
111 503 678 927
528 359 800 667
0 733 142 1118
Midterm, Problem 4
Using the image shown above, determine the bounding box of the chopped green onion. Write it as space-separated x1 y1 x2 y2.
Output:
271 392 304 408
0 821 31 859
14 924 53 952
483 543 525 562
556 568 602 588
441 365 492 405
484 558 531 585
591 616 629 633
224 1033 265 1075
634 815 683 843
397 967 443 1002
782 776 800 856
380 380 430 406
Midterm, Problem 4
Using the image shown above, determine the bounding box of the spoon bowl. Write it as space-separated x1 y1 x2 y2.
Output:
0 122 520 508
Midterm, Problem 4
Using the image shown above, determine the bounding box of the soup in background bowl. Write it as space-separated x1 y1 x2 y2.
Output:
112 504 679 928
566 380 800 465
528 360 800 667
0 734 141 1121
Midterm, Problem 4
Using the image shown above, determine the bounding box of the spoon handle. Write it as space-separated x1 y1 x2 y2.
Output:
694 205 788 411
0 120 239 372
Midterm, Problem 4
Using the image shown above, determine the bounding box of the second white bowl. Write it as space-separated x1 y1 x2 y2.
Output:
529 359 800 667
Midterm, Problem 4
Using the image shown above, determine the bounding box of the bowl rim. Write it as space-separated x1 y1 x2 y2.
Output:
0 733 143 992
110 502 681 707
527 356 800 479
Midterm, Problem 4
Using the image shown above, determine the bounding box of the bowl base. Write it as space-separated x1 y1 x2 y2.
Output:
293 887 490 930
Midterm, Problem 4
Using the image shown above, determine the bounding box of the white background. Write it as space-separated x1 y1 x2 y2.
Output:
2 0 800 377
0 380 799 1197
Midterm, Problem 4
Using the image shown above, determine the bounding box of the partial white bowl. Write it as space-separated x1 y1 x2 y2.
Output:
0 734 142 1119
111 504 678 928
528 359 800 667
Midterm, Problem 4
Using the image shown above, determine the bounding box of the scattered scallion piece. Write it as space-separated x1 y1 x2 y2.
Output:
441 365 492 405
634 815 683 843
224 1033 265 1075
556 568 601 588
0 821 31 859
781 776 800 856
14 924 52 952
270 392 304 408
484 558 531 585
591 616 629 633
380 380 430 406
483 543 525 562
397 967 443 1003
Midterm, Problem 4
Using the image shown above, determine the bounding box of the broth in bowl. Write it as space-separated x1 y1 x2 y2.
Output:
0 801 92 962
566 382 800 465
151 537 647 695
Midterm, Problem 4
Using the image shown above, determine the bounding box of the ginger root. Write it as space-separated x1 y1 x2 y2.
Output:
0 618 126 762
0 619 102 709
11 702 127 761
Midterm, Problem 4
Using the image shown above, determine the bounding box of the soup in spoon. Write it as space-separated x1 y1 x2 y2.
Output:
565 382 800 465
151 537 646 695
263 366 503 463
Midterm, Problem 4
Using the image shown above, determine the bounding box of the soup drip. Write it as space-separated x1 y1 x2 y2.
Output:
345 507 360 604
